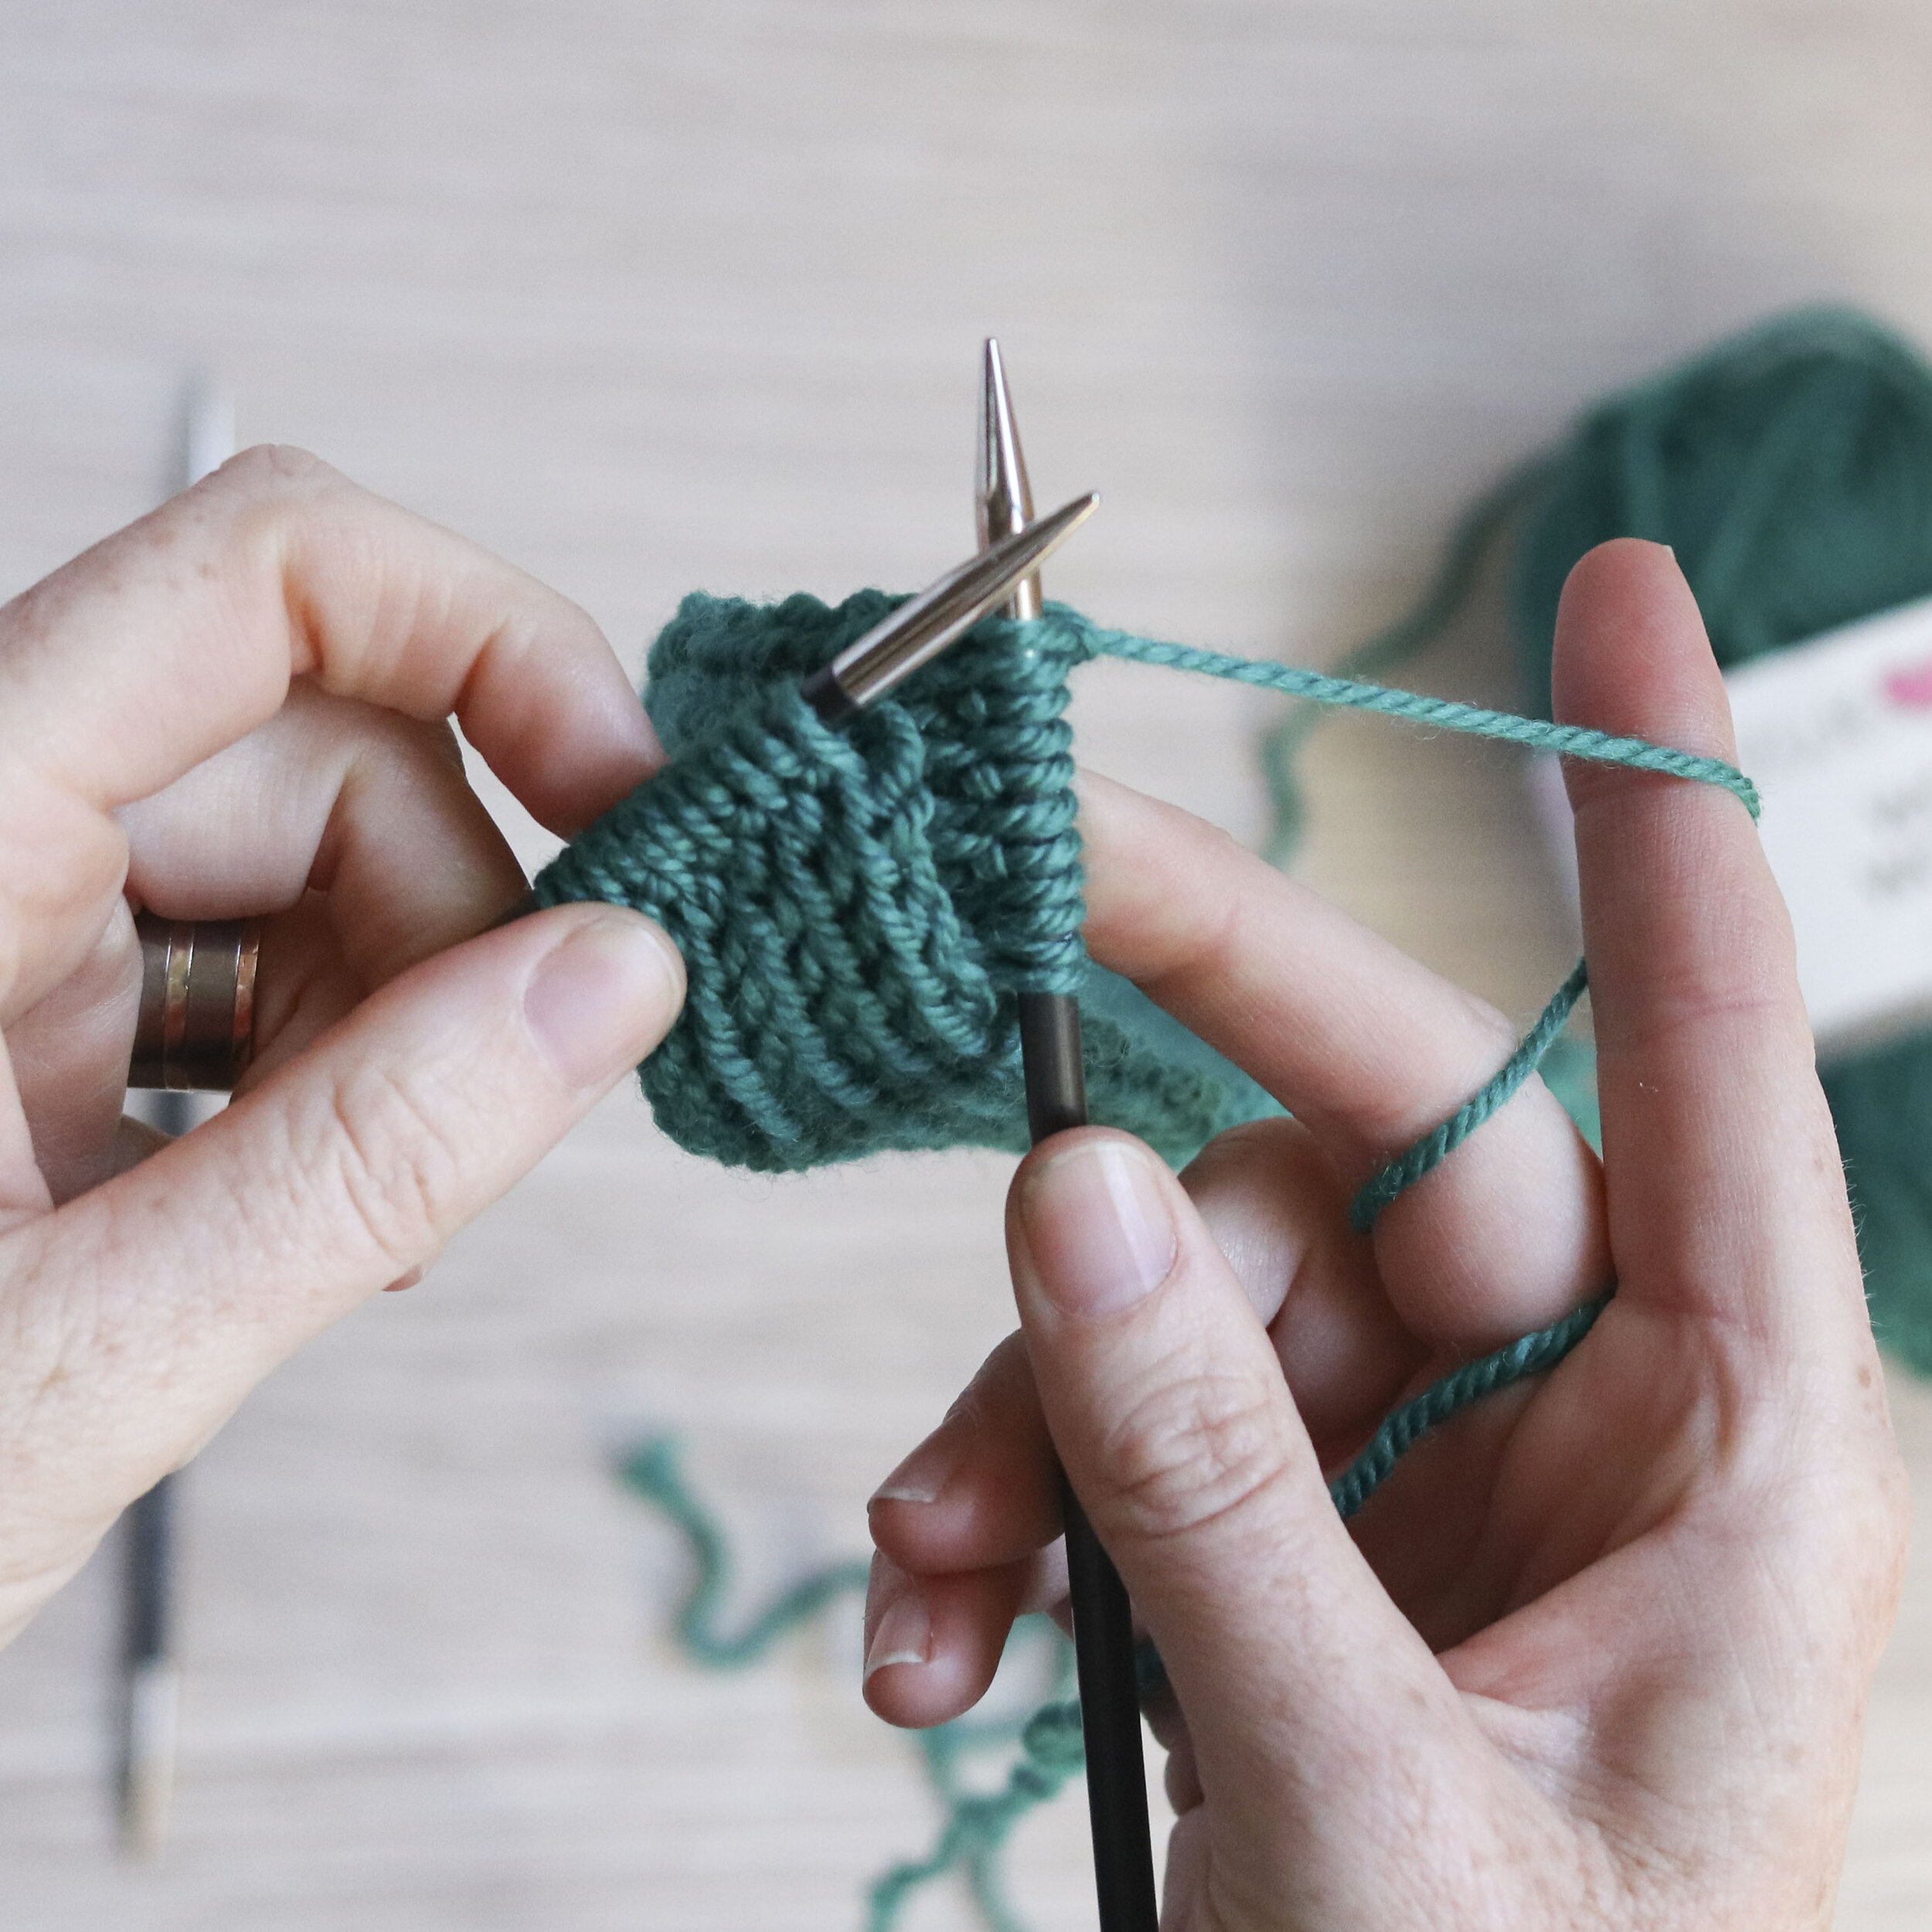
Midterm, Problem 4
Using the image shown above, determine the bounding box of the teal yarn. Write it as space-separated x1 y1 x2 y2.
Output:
1133 1281 1614 1704
1502 307 1932 1372
1349 957 1592 1234
1100 623 1757 818
1321 1287 1611 1519
864 1692 1086 1932
615 1438 869 1666
617 1436 1080 1932
1512 308 1932 710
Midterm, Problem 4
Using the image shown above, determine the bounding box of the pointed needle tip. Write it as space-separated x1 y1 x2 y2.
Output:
976 339 1033 539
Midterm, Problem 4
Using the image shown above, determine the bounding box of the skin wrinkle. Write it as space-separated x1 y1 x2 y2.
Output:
310 1047 474 1283
1094 1359 1298 1556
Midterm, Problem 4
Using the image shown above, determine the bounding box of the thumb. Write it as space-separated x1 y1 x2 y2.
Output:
1006 1128 1473 1829
0 903 682 1633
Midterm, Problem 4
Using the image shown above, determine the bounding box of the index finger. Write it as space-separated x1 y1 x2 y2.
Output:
1079 774 1609 1344
1555 539 1865 1348
0 445 658 833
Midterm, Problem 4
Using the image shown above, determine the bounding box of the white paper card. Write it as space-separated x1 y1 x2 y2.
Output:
1526 594 1932 1056
1725 596 1932 1052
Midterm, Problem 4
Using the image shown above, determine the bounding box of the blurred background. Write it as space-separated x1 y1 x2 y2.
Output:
3 2 1932 1926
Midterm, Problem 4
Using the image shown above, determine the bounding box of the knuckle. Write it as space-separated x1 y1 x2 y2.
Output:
209 442 334 495
1094 1360 1292 1547
309 1057 466 1273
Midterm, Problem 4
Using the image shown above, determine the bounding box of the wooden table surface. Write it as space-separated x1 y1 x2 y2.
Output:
3 4 1932 1925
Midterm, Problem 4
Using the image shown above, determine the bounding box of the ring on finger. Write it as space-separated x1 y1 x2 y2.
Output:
128 913 263 1093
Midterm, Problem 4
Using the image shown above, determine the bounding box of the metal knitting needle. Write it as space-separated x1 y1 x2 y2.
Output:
978 340 1159 1932
801 489 1097 722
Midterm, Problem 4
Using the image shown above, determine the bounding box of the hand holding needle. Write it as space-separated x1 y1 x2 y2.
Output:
977 339 1159 1932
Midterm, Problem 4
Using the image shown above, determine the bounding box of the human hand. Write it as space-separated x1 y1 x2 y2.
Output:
0 447 684 1648
864 540 1908 1927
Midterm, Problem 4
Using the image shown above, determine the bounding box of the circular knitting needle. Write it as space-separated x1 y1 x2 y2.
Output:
978 338 1158 1932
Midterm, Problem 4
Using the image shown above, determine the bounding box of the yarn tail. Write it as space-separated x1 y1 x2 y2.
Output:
616 1437 869 1666
616 1438 1078 1932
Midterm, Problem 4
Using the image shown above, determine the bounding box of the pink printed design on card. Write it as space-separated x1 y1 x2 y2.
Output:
1883 658 1932 709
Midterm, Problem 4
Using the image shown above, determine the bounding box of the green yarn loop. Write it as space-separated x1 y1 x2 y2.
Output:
1349 958 1591 1234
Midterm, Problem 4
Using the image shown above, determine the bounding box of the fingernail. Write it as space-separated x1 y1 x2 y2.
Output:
383 1266 425 1294
870 1434 957 1507
1019 1138 1176 1317
863 1593 931 1679
524 910 683 1087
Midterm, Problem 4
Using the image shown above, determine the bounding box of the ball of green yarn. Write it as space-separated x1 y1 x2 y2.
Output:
1509 307 1932 1371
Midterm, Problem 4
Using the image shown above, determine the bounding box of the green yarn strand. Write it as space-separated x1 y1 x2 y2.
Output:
864 1696 1085 1932
1325 1290 1612 1520
618 1438 1080 1932
1070 618 1760 819
617 1438 869 1667
1350 957 1590 1233
1134 1285 1614 1706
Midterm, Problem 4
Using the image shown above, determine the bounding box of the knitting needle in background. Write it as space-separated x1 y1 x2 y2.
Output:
117 375 236 1859
977 338 1158 1932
